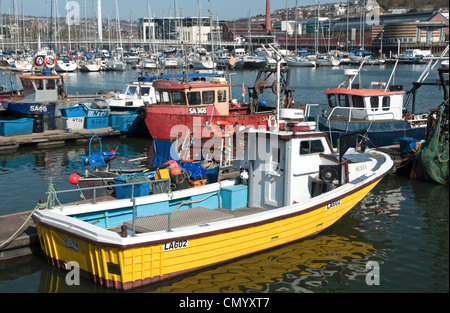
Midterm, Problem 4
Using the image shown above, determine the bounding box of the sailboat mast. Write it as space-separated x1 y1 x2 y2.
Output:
97 0 102 49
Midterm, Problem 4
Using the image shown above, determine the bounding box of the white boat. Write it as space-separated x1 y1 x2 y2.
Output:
242 55 268 68
162 57 182 68
55 57 78 72
123 53 140 64
315 55 340 67
397 49 432 64
11 58 34 72
105 57 127 71
287 56 316 67
192 54 216 69
140 58 158 69
79 59 102 72
107 81 157 111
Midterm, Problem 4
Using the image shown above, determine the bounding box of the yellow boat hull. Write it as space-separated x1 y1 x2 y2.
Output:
34 179 381 290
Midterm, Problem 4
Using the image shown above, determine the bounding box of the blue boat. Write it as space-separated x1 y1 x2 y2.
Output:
2 54 67 117
3 71 66 117
318 67 428 148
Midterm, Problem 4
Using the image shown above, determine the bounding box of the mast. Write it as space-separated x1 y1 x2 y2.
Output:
66 0 72 51
97 0 102 49
147 0 153 53
115 0 122 50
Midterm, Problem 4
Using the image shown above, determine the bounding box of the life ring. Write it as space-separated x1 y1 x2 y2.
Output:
137 107 147 119
211 121 234 137
34 55 45 67
44 56 56 68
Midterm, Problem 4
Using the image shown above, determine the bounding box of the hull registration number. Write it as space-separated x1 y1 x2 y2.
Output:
163 240 188 251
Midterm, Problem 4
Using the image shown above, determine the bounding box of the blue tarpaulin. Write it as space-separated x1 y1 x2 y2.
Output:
152 140 179 168
180 162 206 180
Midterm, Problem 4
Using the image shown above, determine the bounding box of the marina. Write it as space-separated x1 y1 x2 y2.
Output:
0 0 448 293
0 60 448 293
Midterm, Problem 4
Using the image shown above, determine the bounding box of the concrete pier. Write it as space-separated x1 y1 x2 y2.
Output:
0 127 123 152
0 211 40 261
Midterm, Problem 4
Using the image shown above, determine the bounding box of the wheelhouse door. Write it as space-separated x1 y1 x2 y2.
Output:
262 139 285 208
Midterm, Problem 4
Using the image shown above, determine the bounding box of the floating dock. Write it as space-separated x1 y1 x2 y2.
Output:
0 127 122 151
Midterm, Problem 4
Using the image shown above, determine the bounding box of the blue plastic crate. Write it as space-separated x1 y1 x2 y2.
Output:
60 105 85 118
0 118 34 136
84 116 109 129
220 185 248 210
114 174 149 199
399 137 416 152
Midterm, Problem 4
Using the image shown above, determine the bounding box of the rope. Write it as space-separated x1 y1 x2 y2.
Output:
0 203 43 250
46 184 64 211
0 183 63 249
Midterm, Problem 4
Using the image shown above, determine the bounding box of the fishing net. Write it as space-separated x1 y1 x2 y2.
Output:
415 100 449 185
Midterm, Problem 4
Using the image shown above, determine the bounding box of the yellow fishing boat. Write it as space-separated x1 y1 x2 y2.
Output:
32 118 393 290
32 57 393 290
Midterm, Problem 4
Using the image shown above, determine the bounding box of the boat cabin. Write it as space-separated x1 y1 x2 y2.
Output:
108 82 157 110
323 69 405 121
240 124 374 209
18 73 66 102
151 78 232 115
324 87 405 120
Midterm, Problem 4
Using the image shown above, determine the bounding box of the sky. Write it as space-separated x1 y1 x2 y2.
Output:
1 0 335 21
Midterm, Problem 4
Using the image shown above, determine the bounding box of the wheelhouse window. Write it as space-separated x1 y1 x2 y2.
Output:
338 94 349 107
382 96 390 111
202 90 215 104
171 91 186 105
141 87 151 96
327 94 337 107
328 94 348 107
46 79 55 90
370 96 379 110
218 89 227 103
161 91 170 104
21 79 33 91
352 95 364 108
35 79 44 90
187 91 201 105
126 86 137 96
300 140 325 155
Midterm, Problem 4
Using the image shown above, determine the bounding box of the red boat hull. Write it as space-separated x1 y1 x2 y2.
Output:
144 105 275 140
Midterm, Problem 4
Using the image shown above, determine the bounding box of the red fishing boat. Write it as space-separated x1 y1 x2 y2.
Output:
140 68 293 140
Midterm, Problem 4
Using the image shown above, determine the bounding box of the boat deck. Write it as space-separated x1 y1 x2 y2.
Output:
123 206 268 233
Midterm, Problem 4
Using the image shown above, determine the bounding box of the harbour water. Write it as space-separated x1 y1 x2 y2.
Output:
0 64 448 293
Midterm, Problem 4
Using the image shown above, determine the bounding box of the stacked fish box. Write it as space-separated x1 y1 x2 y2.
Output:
82 99 110 129
60 104 85 130
0 118 34 136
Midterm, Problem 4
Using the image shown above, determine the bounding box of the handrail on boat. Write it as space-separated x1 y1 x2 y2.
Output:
49 180 168 207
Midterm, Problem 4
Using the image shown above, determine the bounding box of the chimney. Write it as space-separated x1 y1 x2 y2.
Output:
265 0 271 33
